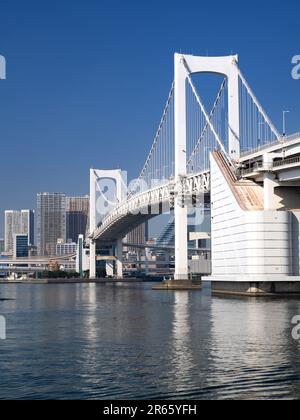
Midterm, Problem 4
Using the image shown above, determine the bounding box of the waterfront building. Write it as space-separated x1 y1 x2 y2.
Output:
56 239 77 256
59 261 76 272
52 241 77 272
21 210 35 247
4 210 34 253
13 234 29 258
66 196 89 242
37 193 66 256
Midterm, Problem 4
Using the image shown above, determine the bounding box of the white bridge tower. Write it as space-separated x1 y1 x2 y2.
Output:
174 54 240 281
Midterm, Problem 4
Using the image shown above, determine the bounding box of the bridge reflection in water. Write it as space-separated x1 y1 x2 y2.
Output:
0 282 300 400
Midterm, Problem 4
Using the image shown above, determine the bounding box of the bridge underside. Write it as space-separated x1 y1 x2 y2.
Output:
96 214 154 244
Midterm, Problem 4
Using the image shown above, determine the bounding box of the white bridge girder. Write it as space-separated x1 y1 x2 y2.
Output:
239 133 300 182
92 171 210 243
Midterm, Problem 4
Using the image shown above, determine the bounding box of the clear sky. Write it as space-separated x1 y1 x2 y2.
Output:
0 0 300 236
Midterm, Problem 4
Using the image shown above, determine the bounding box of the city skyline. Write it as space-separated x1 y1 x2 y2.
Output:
0 190 89 237
1 188 169 240
0 0 300 236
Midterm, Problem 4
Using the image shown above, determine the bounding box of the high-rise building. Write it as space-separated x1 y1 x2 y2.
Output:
5 211 21 253
13 234 29 259
0 239 4 254
126 222 148 252
127 222 148 245
66 196 89 242
37 193 66 256
4 210 34 253
21 210 35 247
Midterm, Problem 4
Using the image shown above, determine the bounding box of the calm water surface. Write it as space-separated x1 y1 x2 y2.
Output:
0 282 300 400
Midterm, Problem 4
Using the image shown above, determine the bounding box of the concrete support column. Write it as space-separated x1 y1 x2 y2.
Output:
89 240 96 279
106 262 114 277
116 239 123 278
264 173 277 210
174 53 188 281
263 153 277 210
137 250 141 271
106 248 114 278
145 248 149 276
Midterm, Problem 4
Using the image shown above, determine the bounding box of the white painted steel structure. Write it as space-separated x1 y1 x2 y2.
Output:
0 55 6 80
89 53 300 284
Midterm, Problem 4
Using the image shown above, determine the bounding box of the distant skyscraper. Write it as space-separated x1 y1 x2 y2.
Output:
0 238 4 254
66 196 89 242
127 223 148 248
37 193 66 256
4 210 34 253
21 210 35 246
5 211 20 253
13 234 29 259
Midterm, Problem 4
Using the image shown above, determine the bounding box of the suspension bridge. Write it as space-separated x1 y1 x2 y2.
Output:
88 53 300 295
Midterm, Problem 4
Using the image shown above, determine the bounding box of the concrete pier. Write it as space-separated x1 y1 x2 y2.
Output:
152 279 202 291
209 278 300 296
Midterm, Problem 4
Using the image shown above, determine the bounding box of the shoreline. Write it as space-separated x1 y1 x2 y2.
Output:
0 277 159 285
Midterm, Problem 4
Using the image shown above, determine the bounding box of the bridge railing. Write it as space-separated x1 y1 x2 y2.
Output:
273 155 300 168
239 154 300 177
283 132 300 142
240 139 283 157
240 132 300 158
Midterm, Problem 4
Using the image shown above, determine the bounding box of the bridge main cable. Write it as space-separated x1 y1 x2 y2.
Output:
234 60 281 142
187 78 227 168
136 81 175 184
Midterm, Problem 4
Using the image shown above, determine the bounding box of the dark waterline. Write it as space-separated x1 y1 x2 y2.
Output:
0 282 300 400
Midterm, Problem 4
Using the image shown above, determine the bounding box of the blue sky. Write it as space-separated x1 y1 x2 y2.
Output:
0 0 299 236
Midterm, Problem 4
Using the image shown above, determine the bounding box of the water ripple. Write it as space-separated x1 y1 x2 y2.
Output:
0 283 300 400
